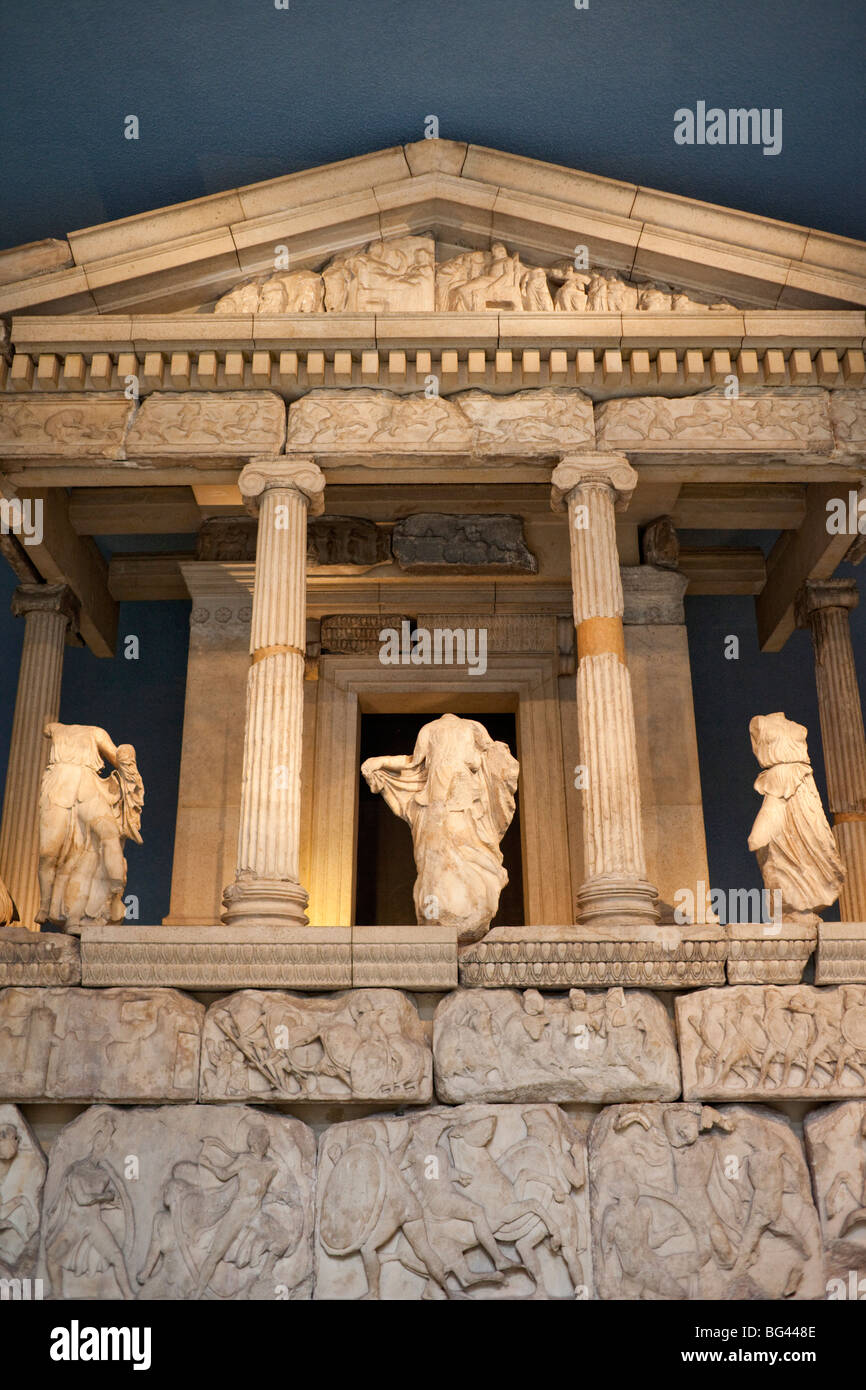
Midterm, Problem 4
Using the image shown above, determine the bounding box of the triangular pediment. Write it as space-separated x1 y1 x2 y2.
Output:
1 140 865 319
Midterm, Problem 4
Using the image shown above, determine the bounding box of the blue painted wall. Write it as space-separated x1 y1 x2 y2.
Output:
1 0 863 249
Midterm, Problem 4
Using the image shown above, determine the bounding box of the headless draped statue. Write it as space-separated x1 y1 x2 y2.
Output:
361 713 519 945
747 712 844 925
36 722 144 934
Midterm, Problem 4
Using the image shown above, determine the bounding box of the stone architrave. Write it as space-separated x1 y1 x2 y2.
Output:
796 579 866 922
314 1104 592 1300
40 1104 315 1300
221 456 325 930
125 392 287 457
285 387 594 460
391 514 537 573
595 393 833 461
308 515 391 573
0 927 81 985
200 988 431 1103
0 987 202 1102
433 988 680 1104
195 517 258 562
0 1104 46 1282
804 1100 866 1286
0 395 134 459
589 1102 824 1300
551 453 659 929
0 583 79 930
361 714 519 946
676 984 866 1101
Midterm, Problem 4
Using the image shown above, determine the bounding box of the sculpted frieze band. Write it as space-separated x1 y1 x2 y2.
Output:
213 235 735 316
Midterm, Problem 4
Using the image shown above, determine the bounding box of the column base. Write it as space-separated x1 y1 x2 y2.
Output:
221 874 310 929
576 875 660 929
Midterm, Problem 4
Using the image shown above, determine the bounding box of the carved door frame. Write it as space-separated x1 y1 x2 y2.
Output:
306 654 573 927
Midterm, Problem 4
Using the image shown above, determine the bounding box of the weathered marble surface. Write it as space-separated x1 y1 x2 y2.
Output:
362 714 519 946
726 922 816 985
391 513 537 573
314 1103 591 1300
80 924 353 989
0 1105 46 1281
125 391 286 456
40 1105 315 1300
201 989 431 1103
595 393 833 454
285 387 594 457
677 984 866 1100
816 923 866 984
37 722 144 934
0 927 81 985
0 394 134 457
433 988 680 1104
804 1100 866 1286
459 924 728 989
308 515 391 573
0 986 202 1101
747 712 844 926
589 1102 824 1300
213 236 732 316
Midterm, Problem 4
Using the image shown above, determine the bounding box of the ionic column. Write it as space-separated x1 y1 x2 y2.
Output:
796 578 866 920
221 456 325 928
0 583 79 929
552 454 659 929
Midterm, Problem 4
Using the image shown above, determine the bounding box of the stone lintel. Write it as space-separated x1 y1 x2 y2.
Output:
621 566 688 624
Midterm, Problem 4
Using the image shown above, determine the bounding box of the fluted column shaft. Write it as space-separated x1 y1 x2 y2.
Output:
0 584 78 928
222 456 324 928
552 454 658 929
797 578 866 920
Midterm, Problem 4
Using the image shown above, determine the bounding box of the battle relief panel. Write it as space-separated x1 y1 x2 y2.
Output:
200 988 431 1104
284 386 594 459
433 988 680 1104
676 985 866 1101
589 1103 824 1301
0 987 202 1103
40 1105 316 1301
804 1102 866 1285
0 1104 46 1282
314 1104 592 1301
212 235 735 315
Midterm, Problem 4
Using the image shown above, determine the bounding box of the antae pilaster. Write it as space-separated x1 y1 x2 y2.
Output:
0 583 79 929
221 456 325 929
796 578 866 921
552 453 659 929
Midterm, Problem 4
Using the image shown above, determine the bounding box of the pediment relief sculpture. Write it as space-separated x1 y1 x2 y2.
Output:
213 234 734 315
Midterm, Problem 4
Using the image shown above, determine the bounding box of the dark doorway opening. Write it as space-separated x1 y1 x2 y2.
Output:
355 711 524 928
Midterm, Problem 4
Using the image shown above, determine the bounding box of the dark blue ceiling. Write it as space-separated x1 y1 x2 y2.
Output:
1 0 864 252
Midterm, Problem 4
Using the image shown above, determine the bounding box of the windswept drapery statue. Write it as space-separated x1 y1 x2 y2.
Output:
36 722 144 934
361 713 519 945
0 874 17 927
747 711 844 925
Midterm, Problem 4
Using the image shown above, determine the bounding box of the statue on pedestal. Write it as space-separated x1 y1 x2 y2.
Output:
747 711 844 925
36 722 143 934
361 713 519 945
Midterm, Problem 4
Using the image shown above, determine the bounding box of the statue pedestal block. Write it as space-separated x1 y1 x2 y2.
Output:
727 921 816 984
815 922 866 983
352 925 457 989
0 926 81 986
80 923 457 991
458 923 727 989
81 924 352 990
